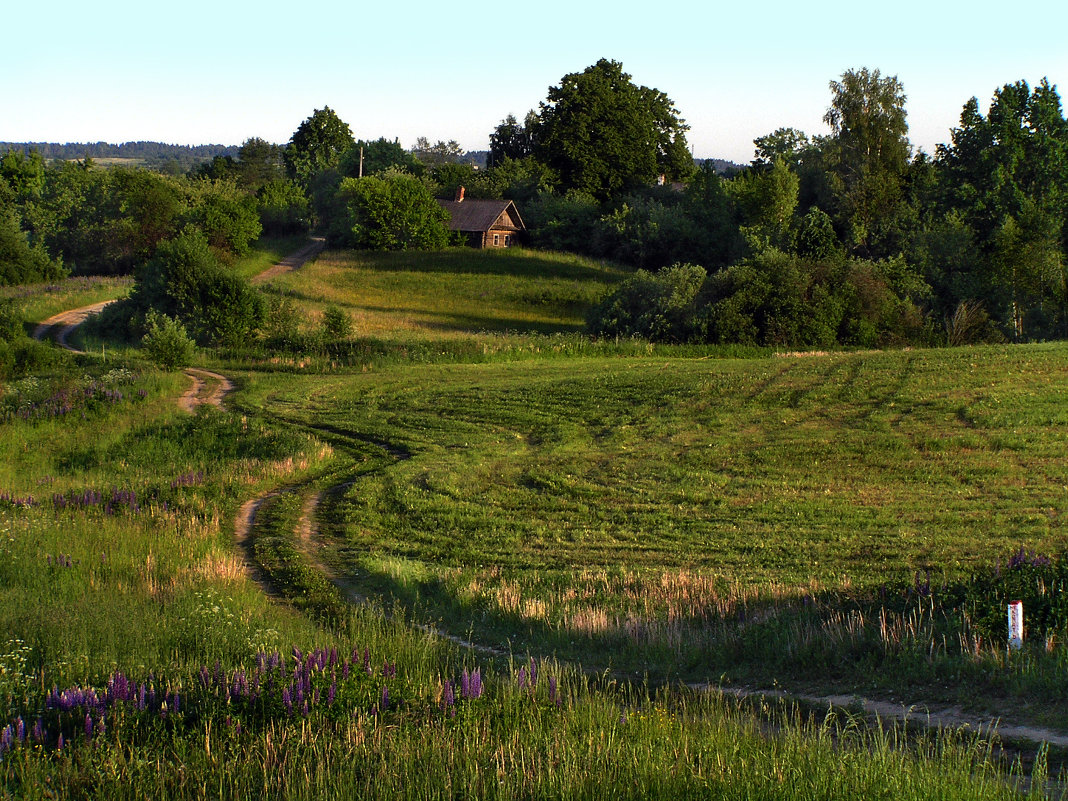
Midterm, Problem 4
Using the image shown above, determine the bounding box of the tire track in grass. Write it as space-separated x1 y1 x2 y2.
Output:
266 467 1068 755
31 238 327 592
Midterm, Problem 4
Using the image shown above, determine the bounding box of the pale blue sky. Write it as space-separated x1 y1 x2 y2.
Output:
4 0 1066 163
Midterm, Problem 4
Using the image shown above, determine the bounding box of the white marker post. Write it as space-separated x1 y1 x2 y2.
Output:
1008 601 1024 650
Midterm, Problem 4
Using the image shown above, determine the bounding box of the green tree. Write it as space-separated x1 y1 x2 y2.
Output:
728 158 800 252
936 79 1068 336
284 107 355 187
532 59 693 200
0 208 66 285
752 128 810 170
488 114 535 166
235 137 284 190
129 230 264 346
339 139 420 178
257 179 311 235
189 180 263 255
588 263 707 342
411 137 463 168
823 68 911 256
332 170 452 251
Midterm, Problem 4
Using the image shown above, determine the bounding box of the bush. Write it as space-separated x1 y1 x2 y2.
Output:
129 230 265 347
321 305 352 340
588 263 706 343
332 171 452 251
141 310 195 370
0 210 66 286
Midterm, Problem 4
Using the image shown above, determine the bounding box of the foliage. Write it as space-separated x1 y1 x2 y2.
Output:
935 79 1068 338
320 304 352 340
727 158 799 252
284 107 355 187
256 179 311 236
531 59 693 200
189 180 262 255
588 263 706 342
488 113 536 166
962 550 1068 643
139 309 194 370
338 138 421 178
331 171 452 251
410 137 463 168
822 68 911 257
0 208 66 286
128 229 265 346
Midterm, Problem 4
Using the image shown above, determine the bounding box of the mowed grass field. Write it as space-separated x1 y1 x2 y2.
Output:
2 244 1065 797
236 249 1068 712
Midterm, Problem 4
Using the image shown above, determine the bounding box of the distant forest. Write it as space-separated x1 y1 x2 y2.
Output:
0 142 240 173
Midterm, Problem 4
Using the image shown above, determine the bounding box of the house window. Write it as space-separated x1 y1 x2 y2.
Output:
504 235 512 246
493 234 500 246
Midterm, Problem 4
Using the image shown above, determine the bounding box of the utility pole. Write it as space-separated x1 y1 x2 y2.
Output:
359 146 364 179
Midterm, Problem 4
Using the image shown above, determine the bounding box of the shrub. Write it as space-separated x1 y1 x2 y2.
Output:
332 171 452 251
588 263 706 343
140 310 194 370
321 305 352 340
130 230 265 347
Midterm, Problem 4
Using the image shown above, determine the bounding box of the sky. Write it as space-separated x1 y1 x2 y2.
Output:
4 0 1067 165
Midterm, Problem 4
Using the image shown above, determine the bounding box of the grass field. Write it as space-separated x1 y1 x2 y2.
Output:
0 243 1064 797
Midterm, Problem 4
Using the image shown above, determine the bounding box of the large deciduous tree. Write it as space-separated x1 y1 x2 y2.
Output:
284 107 355 187
331 170 452 251
531 59 693 200
823 68 911 256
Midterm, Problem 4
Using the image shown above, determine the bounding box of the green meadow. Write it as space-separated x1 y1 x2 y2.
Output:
1 243 1065 798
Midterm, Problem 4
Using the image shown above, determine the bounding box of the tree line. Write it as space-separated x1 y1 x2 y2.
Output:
3 59 1067 350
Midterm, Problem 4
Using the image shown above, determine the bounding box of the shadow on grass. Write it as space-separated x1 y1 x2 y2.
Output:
341 248 627 283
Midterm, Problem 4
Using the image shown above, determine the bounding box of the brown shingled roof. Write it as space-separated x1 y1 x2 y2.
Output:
436 198 525 233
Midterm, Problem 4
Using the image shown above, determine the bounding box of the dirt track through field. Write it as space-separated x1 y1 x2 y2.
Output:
31 241 1068 761
32 237 325 412
265 471 1068 755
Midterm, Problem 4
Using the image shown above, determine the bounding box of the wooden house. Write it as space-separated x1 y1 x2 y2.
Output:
436 187 525 248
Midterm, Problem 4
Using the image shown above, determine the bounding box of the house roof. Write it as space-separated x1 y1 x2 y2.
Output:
436 198 525 233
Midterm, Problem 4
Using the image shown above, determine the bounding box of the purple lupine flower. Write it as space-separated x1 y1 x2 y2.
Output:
380 686 389 712
328 681 337 706
85 713 93 738
0 725 12 754
15 718 24 741
282 687 293 716
342 660 350 680
96 714 106 736
56 733 64 750
33 719 44 742
529 658 537 687
549 677 559 707
517 667 528 690
441 680 455 714
173 693 180 714
470 669 482 699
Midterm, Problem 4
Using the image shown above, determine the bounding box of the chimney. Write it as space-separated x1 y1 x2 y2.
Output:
455 186 465 202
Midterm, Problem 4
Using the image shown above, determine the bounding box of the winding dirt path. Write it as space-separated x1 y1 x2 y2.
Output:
33 237 325 412
250 237 325 285
33 301 115 347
